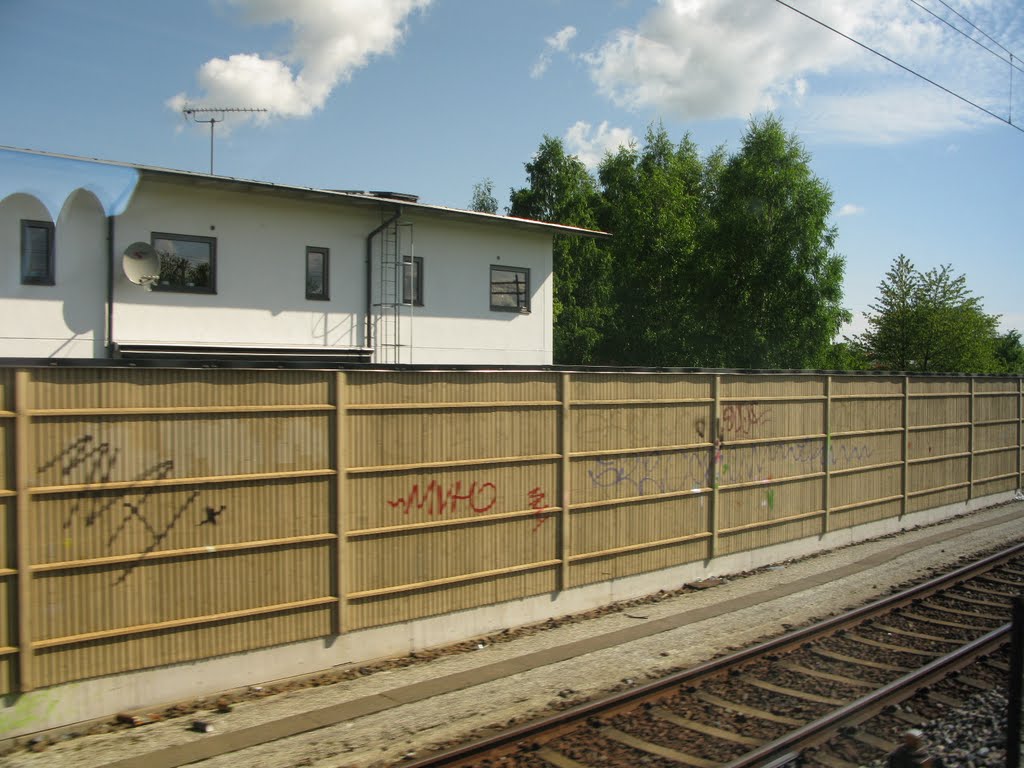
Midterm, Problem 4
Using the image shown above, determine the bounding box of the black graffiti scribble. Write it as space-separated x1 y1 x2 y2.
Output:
38 434 117 480
62 458 174 532
114 490 201 585
199 505 226 526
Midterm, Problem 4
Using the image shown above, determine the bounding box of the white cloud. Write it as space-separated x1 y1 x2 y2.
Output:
564 120 637 168
837 203 865 217
168 0 431 120
532 25 577 79
582 0 1016 142
548 26 577 52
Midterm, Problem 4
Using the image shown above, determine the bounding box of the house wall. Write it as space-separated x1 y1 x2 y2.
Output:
113 178 371 352
382 216 553 365
0 190 107 358
3 175 555 364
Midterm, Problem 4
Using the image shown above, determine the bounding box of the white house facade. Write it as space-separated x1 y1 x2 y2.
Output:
0 147 604 365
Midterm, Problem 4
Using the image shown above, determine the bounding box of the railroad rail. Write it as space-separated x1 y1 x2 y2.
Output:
404 541 1024 767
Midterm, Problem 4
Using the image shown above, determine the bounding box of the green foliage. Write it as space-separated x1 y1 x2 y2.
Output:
856 255 1001 373
994 330 1024 373
470 178 499 214
698 116 849 368
510 116 849 368
596 125 706 365
509 137 613 364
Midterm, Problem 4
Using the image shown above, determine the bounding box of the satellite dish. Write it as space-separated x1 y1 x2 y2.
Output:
122 242 161 290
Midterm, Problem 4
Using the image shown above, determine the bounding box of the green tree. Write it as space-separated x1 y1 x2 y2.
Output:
509 137 612 364
700 115 849 368
856 255 1000 372
470 178 499 214
596 125 707 365
855 254 919 370
994 330 1024 372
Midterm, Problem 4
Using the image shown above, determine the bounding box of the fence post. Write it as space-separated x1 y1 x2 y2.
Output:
1018 376 1022 490
968 377 975 500
334 371 348 636
710 374 722 559
14 369 33 691
824 375 832 534
902 375 910 519
559 372 572 591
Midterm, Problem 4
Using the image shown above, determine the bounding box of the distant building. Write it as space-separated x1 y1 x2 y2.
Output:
0 147 605 364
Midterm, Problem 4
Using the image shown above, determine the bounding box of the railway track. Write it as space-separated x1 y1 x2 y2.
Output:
404 542 1024 768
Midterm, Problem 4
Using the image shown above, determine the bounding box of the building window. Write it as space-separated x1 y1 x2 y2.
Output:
21 219 55 285
490 265 530 312
152 232 216 293
306 246 329 300
403 255 423 306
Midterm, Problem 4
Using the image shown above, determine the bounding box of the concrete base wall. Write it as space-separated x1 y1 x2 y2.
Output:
1 492 1014 740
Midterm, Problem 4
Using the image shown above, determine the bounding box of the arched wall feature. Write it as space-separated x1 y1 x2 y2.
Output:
0 190 108 357
0 147 140 221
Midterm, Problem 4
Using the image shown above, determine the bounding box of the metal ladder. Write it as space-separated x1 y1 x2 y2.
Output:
374 220 414 364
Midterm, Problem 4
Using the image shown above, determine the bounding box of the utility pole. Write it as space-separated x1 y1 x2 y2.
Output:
181 106 268 174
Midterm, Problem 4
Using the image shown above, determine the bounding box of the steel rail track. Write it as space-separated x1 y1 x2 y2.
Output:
722 624 1010 767
403 540 1024 768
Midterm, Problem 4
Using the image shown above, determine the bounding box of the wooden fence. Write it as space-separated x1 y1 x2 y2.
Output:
0 367 1021 694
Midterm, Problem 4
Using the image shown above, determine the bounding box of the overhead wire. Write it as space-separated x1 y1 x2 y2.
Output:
772 0 1024 134
932 0 1015 58
906 0 1024 75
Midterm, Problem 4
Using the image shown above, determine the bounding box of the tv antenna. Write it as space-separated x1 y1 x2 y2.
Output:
181 105 268 174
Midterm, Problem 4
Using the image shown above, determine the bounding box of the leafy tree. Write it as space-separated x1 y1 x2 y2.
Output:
470 178 499 214
699 115 849 368
509 137 612 364
596 125 707 365
820 340 870 371
994 330 1024 372
509 116 849 369
856 255 1000 372
855 254 919 370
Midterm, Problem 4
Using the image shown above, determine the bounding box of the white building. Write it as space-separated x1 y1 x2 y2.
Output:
0 147 604 365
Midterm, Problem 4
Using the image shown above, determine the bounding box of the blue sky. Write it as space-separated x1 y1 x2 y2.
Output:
2 0 1021 338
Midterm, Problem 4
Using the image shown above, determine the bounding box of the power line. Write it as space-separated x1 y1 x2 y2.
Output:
773 0 1023 134
933 0 1014 58
907 0 1024 75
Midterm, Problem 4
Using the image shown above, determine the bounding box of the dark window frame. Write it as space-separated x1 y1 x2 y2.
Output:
306 246 330 301
20 219 55 285
489 265 530 313
402 255 424 307
151 232 217 294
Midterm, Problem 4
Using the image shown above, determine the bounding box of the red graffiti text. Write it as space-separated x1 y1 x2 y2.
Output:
388 480 497 517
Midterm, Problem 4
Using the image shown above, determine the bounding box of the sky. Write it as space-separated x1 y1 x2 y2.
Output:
1 0 1021 339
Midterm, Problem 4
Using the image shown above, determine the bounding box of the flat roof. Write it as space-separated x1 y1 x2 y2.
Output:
1 145 610 239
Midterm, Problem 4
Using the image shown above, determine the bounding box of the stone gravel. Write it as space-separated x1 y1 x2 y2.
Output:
5 501 1023 768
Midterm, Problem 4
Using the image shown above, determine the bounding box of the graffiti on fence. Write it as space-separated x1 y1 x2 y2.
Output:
721 403 771 436
528 486 552 531
587 440 874 497
386 480 554 533
695 403 773 440
387 479 498 517
40 436 220 585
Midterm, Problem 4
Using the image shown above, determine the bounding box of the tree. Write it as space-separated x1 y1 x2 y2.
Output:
855 254 919 370
698 115 849 368
856 255 1000 372
994 330 1024 372
508 116 850 369
470 178 499 214
509 137 612 364
596 125 707 365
